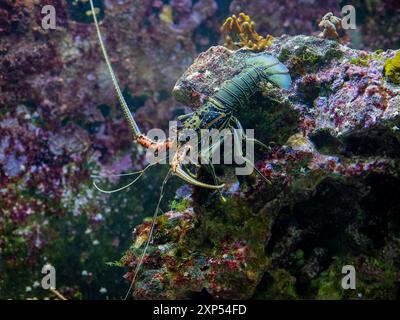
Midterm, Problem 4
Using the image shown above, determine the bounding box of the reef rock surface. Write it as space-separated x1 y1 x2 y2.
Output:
123 35 400 300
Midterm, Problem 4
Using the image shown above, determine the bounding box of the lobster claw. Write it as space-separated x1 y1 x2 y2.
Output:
175 165 225 189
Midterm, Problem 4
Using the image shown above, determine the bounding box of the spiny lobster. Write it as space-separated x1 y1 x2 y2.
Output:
88 0 291 298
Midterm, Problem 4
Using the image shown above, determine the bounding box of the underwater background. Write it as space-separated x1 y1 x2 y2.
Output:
0 0 400 300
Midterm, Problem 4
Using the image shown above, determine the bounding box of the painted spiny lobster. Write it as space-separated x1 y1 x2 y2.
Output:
88 0 291 298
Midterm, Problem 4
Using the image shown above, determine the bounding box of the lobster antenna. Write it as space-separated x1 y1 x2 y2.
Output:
91 171 148 179
253 164 272 185
93 169 146 194
89 0 142 137
124 169 171 300
91 155 169 193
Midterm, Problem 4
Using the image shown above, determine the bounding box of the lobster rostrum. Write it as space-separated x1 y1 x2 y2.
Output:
89 0 291 190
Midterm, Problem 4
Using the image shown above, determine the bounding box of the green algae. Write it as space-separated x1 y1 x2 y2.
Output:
170 198 191 212
356 257 398 299
312 266 344 300
255 269 298 300
310 255 398 300
349 51 386 67
384 51 400 84
278 36 343 77
350 56 371 67
300 47 322 65
295 249 305 267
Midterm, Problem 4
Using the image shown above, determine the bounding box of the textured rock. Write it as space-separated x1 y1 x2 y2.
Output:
123 35 400 299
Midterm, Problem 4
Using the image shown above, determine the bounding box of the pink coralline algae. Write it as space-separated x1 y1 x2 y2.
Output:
0 105 95 223
169 0 218 33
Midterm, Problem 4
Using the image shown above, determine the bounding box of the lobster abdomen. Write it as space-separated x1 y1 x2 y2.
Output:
182 54 291 130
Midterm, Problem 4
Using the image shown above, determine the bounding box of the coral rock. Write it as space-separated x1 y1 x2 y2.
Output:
125 34 400 300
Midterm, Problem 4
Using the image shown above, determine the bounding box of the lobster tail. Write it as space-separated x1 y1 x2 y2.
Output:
246 55 292 89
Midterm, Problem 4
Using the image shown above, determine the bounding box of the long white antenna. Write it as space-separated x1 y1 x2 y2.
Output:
124 170 171 299
89 0 142 137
